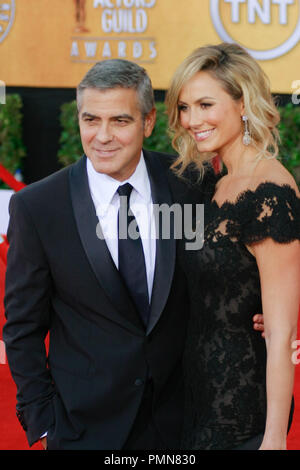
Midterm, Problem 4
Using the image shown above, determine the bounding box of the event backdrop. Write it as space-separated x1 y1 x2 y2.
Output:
0 0 299 93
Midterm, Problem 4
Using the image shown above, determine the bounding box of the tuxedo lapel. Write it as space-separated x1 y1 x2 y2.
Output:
143 150 176 334
69 156 144 334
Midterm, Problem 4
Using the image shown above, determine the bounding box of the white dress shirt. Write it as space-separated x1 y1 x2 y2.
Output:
86 153 156 300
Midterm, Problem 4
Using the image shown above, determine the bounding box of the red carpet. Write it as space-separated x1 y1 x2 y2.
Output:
0 255 299 450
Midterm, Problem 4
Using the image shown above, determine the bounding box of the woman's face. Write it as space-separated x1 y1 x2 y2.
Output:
178 71 244 157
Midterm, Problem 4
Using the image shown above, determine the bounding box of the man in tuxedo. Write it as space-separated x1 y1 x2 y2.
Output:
3 59 264 450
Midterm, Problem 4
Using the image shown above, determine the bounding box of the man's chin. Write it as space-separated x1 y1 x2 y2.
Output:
89 157 116 175
90 161 124 180
93 165 115 176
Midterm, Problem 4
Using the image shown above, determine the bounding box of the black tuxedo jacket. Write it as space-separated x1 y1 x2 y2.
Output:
3 150 208 450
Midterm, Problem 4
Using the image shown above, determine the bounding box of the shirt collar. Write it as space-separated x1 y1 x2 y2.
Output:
86 152 151 217
127 152 151 204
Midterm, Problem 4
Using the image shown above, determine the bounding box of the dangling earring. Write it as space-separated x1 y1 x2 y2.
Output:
242 115 251 146
242 115 251 145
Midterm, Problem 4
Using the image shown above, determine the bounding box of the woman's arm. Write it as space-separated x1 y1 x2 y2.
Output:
250 238 300 450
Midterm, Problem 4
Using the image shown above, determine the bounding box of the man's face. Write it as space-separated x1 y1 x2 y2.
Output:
78 87 156 181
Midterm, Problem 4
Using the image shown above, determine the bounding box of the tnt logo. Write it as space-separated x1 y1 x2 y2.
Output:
210 0 300 59
225 0 295 24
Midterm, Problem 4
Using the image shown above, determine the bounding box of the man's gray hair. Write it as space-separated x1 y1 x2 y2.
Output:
77 59 155 119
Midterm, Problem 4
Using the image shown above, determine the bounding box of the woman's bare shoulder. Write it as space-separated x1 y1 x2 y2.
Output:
253 158 299 196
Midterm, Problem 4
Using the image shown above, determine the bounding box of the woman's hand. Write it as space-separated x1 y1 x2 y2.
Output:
253 313 265 337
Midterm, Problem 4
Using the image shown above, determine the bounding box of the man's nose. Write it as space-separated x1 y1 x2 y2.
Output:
95 123 113 143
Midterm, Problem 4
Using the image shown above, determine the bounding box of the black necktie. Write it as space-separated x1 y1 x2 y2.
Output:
117 183 149 326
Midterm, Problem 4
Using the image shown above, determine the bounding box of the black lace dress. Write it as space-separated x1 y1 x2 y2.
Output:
180 178 300 450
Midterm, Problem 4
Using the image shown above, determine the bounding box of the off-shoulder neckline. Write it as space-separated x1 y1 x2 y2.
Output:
210 181 299 210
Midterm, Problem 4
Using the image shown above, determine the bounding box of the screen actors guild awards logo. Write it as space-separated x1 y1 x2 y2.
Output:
0 1 15 43
71 0 157 63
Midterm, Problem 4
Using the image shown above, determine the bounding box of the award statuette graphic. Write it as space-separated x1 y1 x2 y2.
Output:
74 0 89 33
0 1 15 43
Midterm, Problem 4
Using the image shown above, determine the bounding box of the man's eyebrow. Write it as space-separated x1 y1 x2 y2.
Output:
81 112 98 119
112 114 135 121
80 112 135 121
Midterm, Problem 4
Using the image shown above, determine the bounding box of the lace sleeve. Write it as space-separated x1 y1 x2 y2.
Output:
237 182 300 245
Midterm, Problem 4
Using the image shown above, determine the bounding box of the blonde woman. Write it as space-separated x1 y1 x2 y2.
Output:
166 43 300 450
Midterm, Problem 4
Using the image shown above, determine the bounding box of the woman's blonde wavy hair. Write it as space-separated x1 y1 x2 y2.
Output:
165 42 281 179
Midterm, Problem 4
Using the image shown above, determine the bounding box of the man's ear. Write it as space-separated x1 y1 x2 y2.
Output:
144 107 156 138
